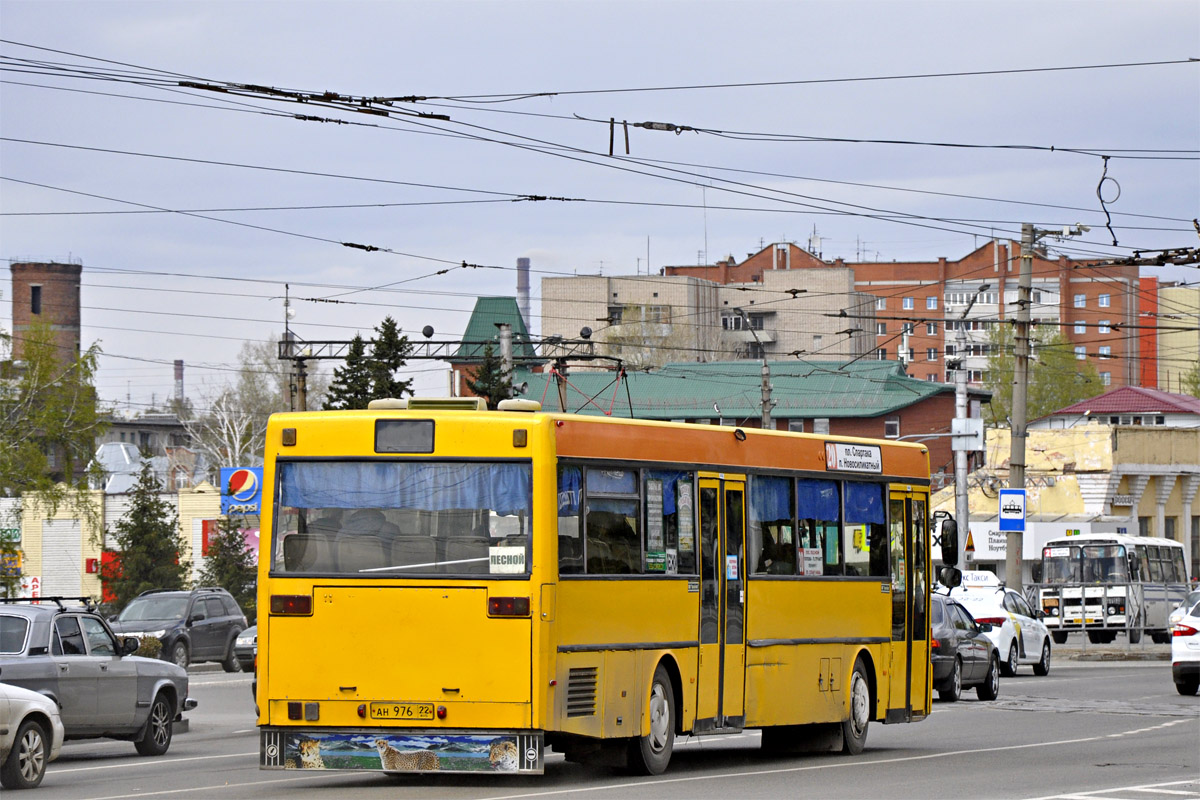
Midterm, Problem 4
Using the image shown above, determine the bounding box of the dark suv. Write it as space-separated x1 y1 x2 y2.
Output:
111 588 247 671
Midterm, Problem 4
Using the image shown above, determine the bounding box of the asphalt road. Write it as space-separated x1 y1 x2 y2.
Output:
33 656 1199 800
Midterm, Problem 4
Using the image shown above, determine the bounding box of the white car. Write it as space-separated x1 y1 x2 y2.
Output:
1 680 64 790
942 571 1052 677
1170 595 1200 696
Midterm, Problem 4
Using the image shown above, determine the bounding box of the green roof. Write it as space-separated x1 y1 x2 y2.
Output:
514 360 962 420
452 297 537 361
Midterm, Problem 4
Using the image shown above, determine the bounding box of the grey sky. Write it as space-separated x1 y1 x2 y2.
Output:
1 0 1197 409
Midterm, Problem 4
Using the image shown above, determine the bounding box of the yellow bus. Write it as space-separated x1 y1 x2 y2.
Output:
257 397 943 776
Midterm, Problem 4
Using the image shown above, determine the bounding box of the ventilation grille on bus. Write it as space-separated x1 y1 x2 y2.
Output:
566 667 598 717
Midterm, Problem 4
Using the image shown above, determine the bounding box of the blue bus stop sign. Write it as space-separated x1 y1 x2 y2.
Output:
998 488 1026 532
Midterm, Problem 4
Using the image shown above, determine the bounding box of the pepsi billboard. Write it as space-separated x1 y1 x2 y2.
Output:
220 467 264 515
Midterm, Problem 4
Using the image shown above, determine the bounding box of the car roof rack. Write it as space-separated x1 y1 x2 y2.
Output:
135 586 225 598
0 596 98 612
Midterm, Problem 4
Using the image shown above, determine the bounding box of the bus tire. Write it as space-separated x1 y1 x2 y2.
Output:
1128 615 1142 644
1151 631 1170 645
1052 631 1068 645
628 663 674 775
840 658 870 755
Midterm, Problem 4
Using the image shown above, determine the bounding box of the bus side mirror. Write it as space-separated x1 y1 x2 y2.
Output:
939 566 962 589
936 513 958 567
1031 563 1043 583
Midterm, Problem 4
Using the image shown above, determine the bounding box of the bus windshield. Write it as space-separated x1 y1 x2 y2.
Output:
1081 545 1128 584
271 460 532 576
1041 546 1080 584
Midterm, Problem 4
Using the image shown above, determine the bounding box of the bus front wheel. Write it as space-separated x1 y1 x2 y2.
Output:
628 663 675 775
840 658 870 755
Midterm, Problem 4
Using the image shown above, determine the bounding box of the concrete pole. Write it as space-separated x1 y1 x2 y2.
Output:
1006 223 1034 592
499 323 514 399
760 361 772 430
954 325 969 564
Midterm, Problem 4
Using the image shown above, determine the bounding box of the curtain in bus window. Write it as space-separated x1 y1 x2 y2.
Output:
558 466 583 574
796 479 840 576
646 470 695 575
749 475 795 575
278 462 531 515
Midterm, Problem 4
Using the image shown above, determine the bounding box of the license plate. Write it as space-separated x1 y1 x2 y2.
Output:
370 702 434 720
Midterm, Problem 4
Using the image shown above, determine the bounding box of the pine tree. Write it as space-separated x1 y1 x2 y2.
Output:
197 515 257 623
323 334 372 410
467 343 511 409
367 316 414 401
102 461 190 612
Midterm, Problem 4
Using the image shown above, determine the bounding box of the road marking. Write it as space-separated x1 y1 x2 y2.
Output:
64 770 350 800
1025 779 1200 799
53 752 256 774
470 721 1200 800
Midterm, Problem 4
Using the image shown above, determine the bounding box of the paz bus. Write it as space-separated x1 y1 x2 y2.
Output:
256 397 953 776
1037 533 1189 645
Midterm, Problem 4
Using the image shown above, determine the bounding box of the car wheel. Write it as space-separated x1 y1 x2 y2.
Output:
1033 639 1051 676
977 654 1000 701
1176 678 1199 696
840 658 870 755
0 719 49 789
135 692 175 756
1150 631 1170 645
222 640 242 673
938 658 962 702
170 640 190 669
1001 642 1018 677
627 663 674 775
1052 631 1068 645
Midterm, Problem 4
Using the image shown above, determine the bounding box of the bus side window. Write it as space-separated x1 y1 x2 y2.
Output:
750 475 795 575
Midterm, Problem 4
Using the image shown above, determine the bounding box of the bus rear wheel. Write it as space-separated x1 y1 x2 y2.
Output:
840 658 870 755
628 663 675 775
1052 631 1068 645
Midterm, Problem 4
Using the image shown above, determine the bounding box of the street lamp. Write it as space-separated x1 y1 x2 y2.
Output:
737 308 774 430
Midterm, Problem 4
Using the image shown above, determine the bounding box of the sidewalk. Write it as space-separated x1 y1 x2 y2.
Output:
1054 640 1170 662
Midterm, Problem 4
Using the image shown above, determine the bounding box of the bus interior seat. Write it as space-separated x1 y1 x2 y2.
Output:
585 538 611 573
283 533 336 572
442 537 490 573
390 536 437 571
558 535 584 571
337 535 388 573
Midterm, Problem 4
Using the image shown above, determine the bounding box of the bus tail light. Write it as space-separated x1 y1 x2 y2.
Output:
488 597 531 617
973 617 1006 627
1172 624 1198 637
270 594 313 615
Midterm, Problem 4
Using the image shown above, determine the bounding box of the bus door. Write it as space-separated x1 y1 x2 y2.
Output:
696 475 746 729
886 490 931 720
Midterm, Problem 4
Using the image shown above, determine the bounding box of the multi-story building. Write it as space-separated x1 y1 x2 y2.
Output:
540 268 875 367
666 241 1143 388
1156 283 1200 394
9 260 82 360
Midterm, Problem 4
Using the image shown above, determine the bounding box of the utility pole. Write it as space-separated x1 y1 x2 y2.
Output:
1007 222 1088 592
738 309 774 429
953 283 990 564
498 323 514 399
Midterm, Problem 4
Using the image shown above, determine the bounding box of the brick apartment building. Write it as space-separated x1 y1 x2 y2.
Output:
666 241 1143 389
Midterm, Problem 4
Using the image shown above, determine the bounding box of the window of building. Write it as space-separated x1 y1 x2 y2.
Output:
1074 321 1087 334
812 334 823 350
926 296 938 310
812 418 830 435
876 348 887 361
1099 345 1111 358
927 374 937 382
1098 320 1110 334
969 370 984 382
902 322 915 335
1138 516 1151 537
876 297 886 310
788 420 804 433
876 322 887 335
1074 293 1086 308
926 322 937 335
902 297 914 310
645 305 670 323
945 344 956 357
1100 372 1111 385
30 285 42 315
926 348 938 361
747 342 765 360
607 306 623 324
884 417 900 438
1074 346 1086 360
1099 293 1111 308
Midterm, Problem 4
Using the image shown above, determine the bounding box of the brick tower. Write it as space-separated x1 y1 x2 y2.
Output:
9 261 82 361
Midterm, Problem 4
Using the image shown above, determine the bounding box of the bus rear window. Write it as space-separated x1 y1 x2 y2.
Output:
272 460 531 577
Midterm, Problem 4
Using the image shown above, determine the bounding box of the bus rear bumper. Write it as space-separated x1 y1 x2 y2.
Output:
259 727 544 774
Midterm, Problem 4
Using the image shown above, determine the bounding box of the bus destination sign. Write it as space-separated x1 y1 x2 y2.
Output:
824 442 883 474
